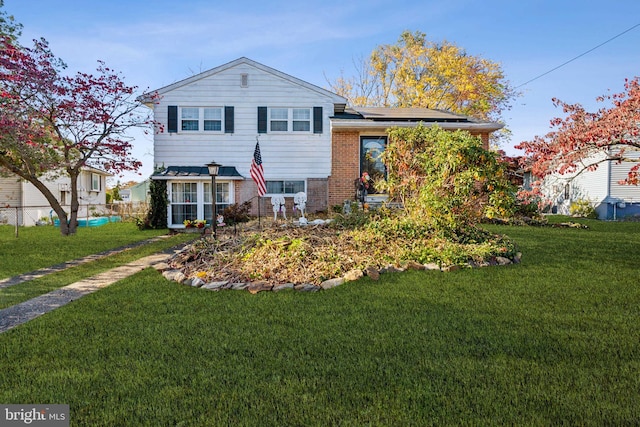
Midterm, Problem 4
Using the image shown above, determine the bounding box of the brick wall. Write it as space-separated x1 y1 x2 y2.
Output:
329 130 360 208
237 178 328 217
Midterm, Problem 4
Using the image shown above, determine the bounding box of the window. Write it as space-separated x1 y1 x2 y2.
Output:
293 108 310 131
360 136 387 194
203 108 222 131
181 108 199 131
90 173 101 191
269 108 311 132
171 182 198 225
270 108 288 132
266 180 305 195
203 182 230 220
180 107 223 132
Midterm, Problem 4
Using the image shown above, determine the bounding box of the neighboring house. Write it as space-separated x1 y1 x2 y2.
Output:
129 180 151 203
0 167 112 226
539 149 640 220
140 57 503 228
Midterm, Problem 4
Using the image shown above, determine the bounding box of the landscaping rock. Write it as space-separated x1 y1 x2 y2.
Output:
513 252 522 264
320 277 345 290
273 283 295 292
230 282 248 290
153 262 170 272
201 281 229 291
294 283 319 292
182 278 193 286
443 265 462 272
405 261 425 271
247 282 273 294
162 270 185 283
364 266 380 280
424 263 441 271
344 269 364 282
190 277 205 288
495 256 512 266
381 265 404 274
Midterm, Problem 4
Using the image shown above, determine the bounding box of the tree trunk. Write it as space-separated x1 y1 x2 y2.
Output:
26 177 72 236
67 171 80 235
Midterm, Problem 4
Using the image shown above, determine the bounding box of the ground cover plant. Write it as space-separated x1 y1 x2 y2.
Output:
0 222 170 279
171 126 519 286
0 217 639 425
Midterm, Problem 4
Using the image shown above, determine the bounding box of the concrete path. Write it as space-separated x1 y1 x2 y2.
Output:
0 242 186 334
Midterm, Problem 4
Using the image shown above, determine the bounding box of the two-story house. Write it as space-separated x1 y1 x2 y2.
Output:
140 57 503 228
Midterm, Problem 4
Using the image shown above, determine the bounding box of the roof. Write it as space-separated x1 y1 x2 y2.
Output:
152 166 244 180
138 57 347 106
354 107 472 122
331 106 503 132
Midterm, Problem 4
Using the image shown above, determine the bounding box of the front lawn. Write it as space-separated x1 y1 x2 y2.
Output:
1 219 639 425
0 222 176 279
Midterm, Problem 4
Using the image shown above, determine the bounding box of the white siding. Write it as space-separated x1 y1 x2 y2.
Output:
0 176 21 206
152 62 336 180
609 150 640 202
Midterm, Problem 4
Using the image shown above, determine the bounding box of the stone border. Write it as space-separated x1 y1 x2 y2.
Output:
157 253 522 294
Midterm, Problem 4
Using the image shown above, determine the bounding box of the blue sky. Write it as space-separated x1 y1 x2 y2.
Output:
4 0 640 182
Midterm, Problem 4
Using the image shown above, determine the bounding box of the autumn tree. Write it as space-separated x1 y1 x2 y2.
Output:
0 32 157 235
380 125 515 235
516 77 640 186
328 31 516 145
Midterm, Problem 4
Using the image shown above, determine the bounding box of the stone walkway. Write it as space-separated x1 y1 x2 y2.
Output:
0 235 170 289
0 239 187 334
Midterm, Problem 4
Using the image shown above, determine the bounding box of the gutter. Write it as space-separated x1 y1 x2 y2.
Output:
330 119 504 132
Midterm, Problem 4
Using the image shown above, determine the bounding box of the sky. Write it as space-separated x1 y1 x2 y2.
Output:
4 0 640 183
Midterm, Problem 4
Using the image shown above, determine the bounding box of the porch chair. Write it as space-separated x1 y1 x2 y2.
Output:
271 195 286 220
294 192 307 218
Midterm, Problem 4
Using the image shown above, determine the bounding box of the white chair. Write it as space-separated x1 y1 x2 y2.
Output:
294 192 307 218
271 195 286 220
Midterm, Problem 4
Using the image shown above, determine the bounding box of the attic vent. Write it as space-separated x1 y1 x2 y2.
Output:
241 73 248 88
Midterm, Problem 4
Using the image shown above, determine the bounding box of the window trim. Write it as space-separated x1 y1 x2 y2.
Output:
90 173 101 192
179 106 224 133
265 179 306 196
168 180 234 227
268 107 312 134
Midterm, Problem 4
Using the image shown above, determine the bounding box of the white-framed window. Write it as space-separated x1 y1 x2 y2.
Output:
90 173 101 191
169 181 234 227
180 107 223 132
204 182 231 220
266 180 305 195
171 182 198 225
269 108 311 133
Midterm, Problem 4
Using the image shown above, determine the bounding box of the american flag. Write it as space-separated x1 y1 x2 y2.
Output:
250 141 266 196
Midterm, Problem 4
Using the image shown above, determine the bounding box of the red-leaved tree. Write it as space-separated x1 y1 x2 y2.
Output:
0 35 158 235
516 77 640 187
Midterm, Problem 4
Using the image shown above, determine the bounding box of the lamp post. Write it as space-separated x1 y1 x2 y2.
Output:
206 161 221 239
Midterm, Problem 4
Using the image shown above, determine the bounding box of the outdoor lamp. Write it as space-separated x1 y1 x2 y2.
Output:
206 161 221 239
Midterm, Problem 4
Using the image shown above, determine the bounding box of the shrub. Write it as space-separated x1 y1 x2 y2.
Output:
570 199 597 219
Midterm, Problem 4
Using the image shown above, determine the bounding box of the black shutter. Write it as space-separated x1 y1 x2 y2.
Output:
257 106 267 134
168 105 178 133
224 106 234 133
313 106 323 134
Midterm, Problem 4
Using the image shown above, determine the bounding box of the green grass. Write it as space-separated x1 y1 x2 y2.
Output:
1 218 639 425
0 231 196 309
0 222 171 279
